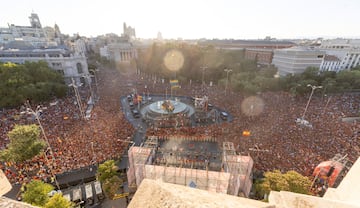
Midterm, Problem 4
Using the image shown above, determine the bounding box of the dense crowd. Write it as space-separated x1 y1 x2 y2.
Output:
139 72 360 176
1 67 359 187
0 68 135 184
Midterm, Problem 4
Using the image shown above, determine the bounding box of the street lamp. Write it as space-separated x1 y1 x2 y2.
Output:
89 69 100 101
22 101 60 189
68 78 85 120
82 74 94 103
201 66 208 92
90 141 95 164
224 68 232 95
301 84 323 120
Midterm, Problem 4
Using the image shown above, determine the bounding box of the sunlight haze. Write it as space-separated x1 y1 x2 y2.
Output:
1 0 359 39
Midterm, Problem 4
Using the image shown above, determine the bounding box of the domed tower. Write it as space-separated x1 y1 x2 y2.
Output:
54 23 61 38
29 13 42 28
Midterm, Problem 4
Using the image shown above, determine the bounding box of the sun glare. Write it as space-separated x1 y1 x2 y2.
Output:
241 96 265 117
163 49 184 72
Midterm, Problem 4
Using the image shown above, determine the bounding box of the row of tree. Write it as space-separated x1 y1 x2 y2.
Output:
281 67 360 95
0 61 67 108
136 43 360 95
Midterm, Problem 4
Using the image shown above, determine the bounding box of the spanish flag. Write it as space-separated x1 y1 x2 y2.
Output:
170 79 180 89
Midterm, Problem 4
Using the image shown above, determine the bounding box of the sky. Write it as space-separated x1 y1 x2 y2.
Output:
1 0 360 40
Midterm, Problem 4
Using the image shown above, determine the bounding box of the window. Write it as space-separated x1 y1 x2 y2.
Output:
76 63 83 74
57 70 65 75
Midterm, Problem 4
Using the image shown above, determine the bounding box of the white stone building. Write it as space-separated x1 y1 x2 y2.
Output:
99 45 110 59
0 13 53 48
100 42 137 62
65 38 87 56
272 47 325 76
0 47 89 85
0 13 90 84
320 55 342 72
319 39 360 71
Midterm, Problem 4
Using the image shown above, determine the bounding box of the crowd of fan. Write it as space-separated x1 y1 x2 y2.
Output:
0 68 135 184
139 73 360 177
1 68 359 186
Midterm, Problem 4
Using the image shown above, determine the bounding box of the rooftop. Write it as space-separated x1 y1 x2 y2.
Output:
0 197 38 208
128 179 274 208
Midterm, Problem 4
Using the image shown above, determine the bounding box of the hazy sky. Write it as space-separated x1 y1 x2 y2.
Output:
1 0 359 39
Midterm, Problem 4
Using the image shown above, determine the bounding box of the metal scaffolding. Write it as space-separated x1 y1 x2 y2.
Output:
127 137 253 196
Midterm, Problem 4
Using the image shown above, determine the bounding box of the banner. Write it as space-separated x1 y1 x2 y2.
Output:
170 79 180 89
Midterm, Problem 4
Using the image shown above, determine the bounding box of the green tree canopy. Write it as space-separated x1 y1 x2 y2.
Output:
135 42 360 95
44 193 74 208
22 180 54 207
97 160 119 183
0 61 67 108
256 170 312 199
0 124 45 163
102 175 123 199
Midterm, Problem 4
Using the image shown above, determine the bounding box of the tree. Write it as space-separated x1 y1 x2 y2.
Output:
257 170 312 199
44 193 74 208
301 67 319 81
283 171 312 194
102 175 123 199
97 160 119 183
0 124 45 163
22 180 54 207
0 61 67 108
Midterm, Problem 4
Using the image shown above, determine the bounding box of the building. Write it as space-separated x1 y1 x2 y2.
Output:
320 55 342 72
123 23 136 40
127 136 253 197
245 48 274 65
99 42 137 63
65 37 87 56
98 24 138 64
319 39 360 71
0 13 89 84
199 39 296 50
0 46 89 84
272 47 325 76
0 13 60 48
107 42 137 63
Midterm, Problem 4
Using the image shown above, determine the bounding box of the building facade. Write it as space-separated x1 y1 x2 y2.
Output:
0 13 89 84
100 42 137 63
0 13 58 48
0 48 89 84
320 55 341 72
319 39 360 71
245 48 274 65
272 47 325 76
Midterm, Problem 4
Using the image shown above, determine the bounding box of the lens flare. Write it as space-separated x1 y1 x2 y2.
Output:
163 49 184 72
241 96 264 117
